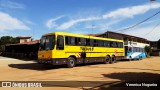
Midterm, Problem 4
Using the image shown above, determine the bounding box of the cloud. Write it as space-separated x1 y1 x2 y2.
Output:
46 15 65 29
124 25 160 41
103 2 160 19
99 19 122 31
115 18 160 41
23 19 35 25
83 19 121 32
0 12 30 31
56 17 100 30
0 1 25 9
54 2 160 30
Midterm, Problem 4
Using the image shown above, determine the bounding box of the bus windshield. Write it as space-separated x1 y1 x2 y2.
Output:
39 35 55 50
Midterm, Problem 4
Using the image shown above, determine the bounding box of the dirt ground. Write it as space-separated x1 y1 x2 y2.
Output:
0 56 160 90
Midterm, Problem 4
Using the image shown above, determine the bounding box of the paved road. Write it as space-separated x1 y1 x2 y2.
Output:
0 56 160 90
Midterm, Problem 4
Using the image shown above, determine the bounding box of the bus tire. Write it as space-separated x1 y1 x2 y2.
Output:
104 56 110 64
111 56 116 64
114 56 117 63
67 57 76 68
140 56 142 60
129 56 132 61
139 56 142 60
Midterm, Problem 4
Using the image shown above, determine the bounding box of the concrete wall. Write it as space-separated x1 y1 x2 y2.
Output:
151 51 160 56
20 38 32 43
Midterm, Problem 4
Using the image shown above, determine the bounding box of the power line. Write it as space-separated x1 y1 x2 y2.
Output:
116 9 160 32
143 21 160 37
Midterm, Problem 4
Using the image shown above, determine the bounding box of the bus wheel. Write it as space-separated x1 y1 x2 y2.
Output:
139 56 142 60
104 56 110 64
111 56 116 64
67 57 76 68
129 56 132 61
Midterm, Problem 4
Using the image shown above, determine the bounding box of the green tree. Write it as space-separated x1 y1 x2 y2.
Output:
0 36 19 45
0 36 19 55
145 46 152 57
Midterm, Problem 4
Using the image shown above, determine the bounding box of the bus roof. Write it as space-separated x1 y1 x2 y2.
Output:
42 32 123 42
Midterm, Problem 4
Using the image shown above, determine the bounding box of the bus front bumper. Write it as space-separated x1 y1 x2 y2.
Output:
38 58 67 65
38 59 52 64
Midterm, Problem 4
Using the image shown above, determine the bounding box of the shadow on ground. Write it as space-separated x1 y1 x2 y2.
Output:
88 66 160 72
83 72 160 90
1 56 37 61
8 63 67 71
102 72 160 81
8 62 114 71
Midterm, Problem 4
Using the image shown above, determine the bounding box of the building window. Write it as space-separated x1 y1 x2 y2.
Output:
24 39 27 42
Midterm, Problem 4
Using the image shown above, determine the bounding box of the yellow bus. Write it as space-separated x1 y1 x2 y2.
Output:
38 32 124 68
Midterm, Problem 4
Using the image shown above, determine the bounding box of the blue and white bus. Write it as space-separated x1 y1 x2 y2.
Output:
125 41 149 60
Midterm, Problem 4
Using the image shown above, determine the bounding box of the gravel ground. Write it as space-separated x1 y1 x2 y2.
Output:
0 56 160 90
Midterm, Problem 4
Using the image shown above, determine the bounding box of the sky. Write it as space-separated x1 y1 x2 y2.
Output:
0 0 160 41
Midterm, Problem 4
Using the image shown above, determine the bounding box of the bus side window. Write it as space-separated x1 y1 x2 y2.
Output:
70 37 75 45
115 42 118 47
65 36 69 45
128 47 132 52
75 37 80 45
137 47 140 52
65 36 75 45
112 42 116 47
138 48 140 52
104 41 108 47
135 47 137 52
133 47 135 52
80 38 86 46
101 40 104 47
140 48 142 52
142 48 144 52
118 42 123 48
110 42 114 47
97 40 100 47
56 35 64 50
94 39 98 46
108 41 110 47
87 39 94 46
136 47 138 52
134 47 137 52
98 40 103 47
86 39 89 46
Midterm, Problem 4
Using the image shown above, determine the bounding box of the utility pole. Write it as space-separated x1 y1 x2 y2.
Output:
92 23 95 34
32 29 34 41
